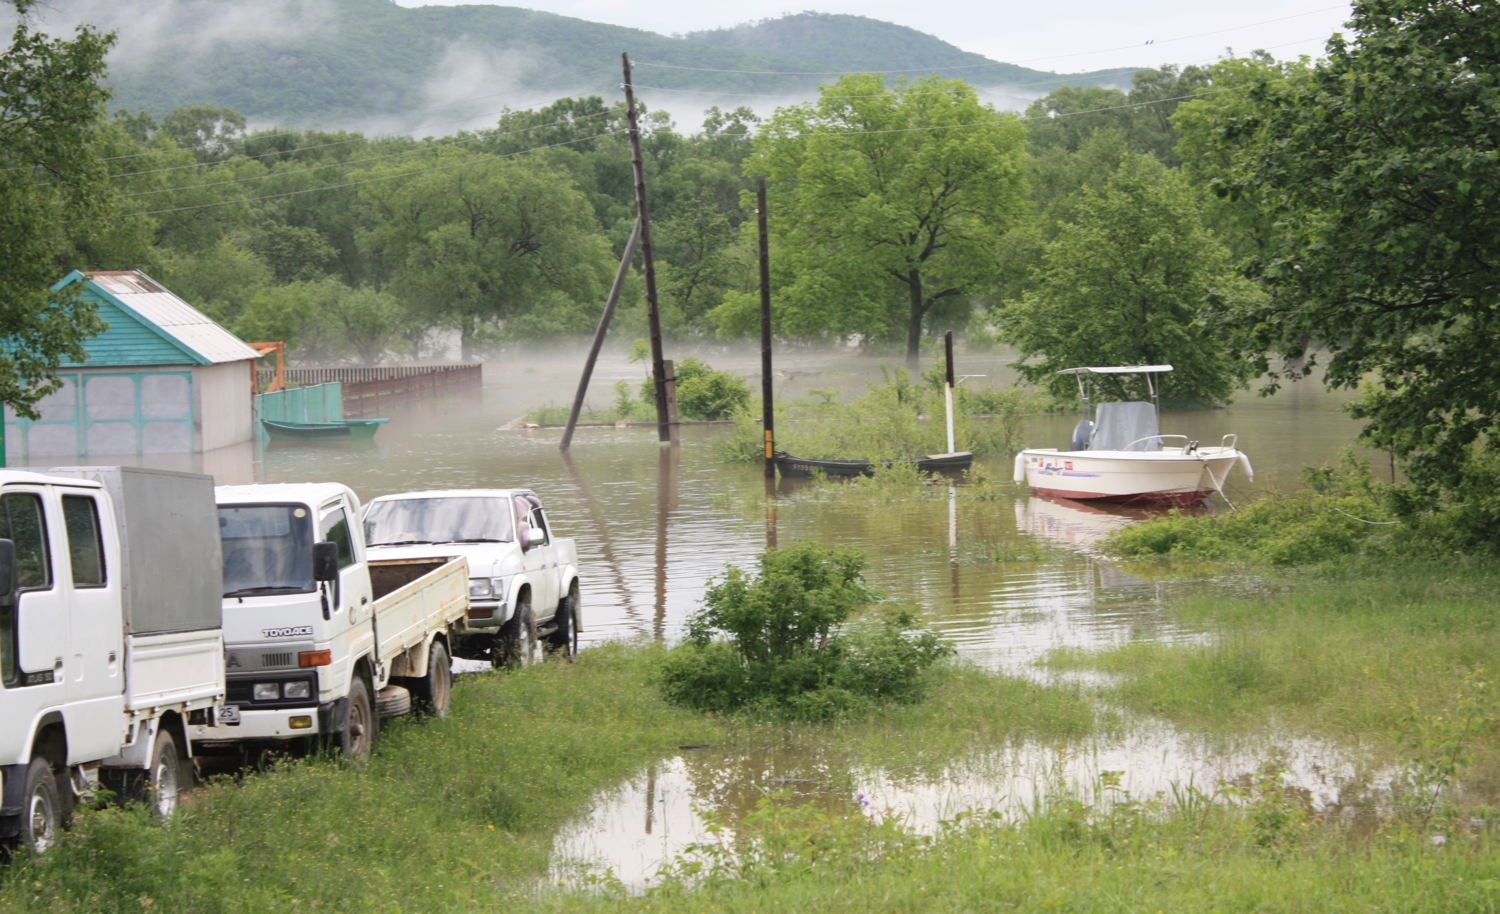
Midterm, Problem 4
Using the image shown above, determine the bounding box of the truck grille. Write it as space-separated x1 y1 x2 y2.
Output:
261 652 294 668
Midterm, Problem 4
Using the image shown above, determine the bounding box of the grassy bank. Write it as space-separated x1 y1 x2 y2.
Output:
1049 558 1500 795
0 648 1094 912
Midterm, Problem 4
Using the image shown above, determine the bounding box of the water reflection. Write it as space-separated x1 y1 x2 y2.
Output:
552 728 1388 889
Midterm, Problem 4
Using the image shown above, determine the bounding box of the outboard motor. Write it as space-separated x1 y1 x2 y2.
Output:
1070 419 1095 452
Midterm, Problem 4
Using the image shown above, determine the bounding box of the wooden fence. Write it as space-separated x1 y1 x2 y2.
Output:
256 364 483 418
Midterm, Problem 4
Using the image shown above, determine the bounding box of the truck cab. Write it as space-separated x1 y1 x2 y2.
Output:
195 483 468 760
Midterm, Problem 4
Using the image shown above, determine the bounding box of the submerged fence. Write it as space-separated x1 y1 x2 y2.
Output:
256 364 483 418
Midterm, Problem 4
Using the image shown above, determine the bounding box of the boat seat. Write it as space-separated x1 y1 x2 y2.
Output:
1070 420 1094 451
1091 401 1161 451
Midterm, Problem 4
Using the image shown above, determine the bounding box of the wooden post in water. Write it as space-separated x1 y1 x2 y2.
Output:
943 330 956 455
561 219 641 452
757 176 775 479
621 52 672 443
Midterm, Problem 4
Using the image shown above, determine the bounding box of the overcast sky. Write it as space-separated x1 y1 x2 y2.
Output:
394 1 1353 74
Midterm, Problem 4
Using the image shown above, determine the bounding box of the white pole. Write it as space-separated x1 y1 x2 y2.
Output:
944 383 956 455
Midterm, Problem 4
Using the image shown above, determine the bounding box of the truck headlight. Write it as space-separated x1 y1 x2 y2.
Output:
468 577 493 598
253 683 280 701
282 681 312 700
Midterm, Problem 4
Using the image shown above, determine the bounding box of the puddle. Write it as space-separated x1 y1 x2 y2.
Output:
550 727 1391 889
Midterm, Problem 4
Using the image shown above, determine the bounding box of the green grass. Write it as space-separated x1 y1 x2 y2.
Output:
1046 557 1500 792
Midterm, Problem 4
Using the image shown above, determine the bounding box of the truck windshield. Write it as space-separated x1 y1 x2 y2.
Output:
219 504 315 597
364 497 514 546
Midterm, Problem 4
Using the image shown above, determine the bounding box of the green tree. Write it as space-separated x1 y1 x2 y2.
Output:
731 74 1027 365
1000 157 1256 406
1205 0 1500 506
358 152 612 358
0 2 111 417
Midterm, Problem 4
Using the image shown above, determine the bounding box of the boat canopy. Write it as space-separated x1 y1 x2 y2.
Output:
1056 365 1173 375
1092 401 1161 452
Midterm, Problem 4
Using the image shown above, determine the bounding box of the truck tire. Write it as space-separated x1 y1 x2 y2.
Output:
411 640 452 718
497 598 537 669
335 675 376 762
21 757 61 854
148 731 185 819
545 582 579 661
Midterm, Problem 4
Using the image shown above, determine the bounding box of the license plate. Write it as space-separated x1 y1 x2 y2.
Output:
218 705 241 725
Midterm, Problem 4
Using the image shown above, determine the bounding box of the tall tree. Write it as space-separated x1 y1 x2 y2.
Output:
1000 156 1257 406
0 1 111 417
1206 0 1500 509
357 152 611 358
738 74 1027 365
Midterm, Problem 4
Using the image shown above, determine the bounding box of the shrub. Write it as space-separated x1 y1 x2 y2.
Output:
639 357 751 421
659 542 951 719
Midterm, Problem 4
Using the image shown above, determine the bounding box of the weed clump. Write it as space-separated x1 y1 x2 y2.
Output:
659 542 952 720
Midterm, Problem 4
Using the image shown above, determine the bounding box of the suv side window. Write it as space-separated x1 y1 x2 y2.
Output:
320 507 356 569
0 492 53 686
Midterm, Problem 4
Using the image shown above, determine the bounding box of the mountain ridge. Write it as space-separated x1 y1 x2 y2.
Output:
28 0 1136 129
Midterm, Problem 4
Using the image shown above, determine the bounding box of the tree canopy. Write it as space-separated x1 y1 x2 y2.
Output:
0 1 111 417
721 74 1027 364
1196 0 1500 504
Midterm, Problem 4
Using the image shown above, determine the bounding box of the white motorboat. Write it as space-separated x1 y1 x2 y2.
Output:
1012 365 1253 506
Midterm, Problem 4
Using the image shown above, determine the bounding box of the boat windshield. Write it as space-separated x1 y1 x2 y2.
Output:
1091 401 1162 451
364 497 515 546
219 504 316 597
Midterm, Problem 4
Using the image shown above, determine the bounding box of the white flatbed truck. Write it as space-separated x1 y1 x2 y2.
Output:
191 483 469 761
1 466 226 853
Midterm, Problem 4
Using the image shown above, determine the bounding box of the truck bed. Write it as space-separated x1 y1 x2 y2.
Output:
126 629 226 714
369 557 469 668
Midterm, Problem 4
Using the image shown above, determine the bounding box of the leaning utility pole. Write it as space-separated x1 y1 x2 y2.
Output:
560 219 641 452
757 176 775 480
621 52 672 442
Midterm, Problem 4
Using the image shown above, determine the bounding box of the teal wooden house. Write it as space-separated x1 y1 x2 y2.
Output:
5 271 260 461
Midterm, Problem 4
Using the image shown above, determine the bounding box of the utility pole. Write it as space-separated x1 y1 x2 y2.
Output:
621 52 672 443
944 330 956 455
560 219 641 452
757 176 775 480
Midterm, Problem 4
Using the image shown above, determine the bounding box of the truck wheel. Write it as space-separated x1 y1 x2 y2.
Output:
545 582 579 661
148 731 185 819
21 757 61 854
497 599 537 669
337 676 376 762
412 641 453 718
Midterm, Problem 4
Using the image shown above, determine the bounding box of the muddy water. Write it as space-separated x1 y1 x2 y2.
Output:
23 347 1383 884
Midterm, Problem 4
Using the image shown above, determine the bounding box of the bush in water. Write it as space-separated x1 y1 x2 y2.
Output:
639 357 751 421
659 542 952 719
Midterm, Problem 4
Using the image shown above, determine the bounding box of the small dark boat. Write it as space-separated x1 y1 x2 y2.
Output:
916 451 974 473
773 450 975 479
262 418 390 441
773 452 874 479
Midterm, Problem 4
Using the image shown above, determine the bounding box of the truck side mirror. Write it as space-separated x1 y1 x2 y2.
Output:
312 541 339 582
517 521 532 553
0 539 14 598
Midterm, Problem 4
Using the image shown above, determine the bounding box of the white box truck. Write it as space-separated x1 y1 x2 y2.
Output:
191 484 469 761
0 467 225 853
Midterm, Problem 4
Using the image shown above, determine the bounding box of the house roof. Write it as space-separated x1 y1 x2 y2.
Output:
53 270 261 366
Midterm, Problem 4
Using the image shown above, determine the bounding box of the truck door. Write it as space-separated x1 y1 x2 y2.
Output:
0 489 66 745
59 491 127 763
320 501 370 625
525 505 559 616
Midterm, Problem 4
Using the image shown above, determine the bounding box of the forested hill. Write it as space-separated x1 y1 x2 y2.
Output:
28 0 1133 128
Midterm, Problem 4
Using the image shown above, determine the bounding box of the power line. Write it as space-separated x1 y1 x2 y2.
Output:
634 7 1344 76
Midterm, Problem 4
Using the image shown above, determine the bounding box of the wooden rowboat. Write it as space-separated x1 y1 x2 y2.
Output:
262 418 390 441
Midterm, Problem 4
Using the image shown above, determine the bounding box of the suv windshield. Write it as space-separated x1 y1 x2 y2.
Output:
364 497 514 546
219 504 315 597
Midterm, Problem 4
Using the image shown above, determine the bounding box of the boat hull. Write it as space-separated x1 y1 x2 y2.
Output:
1018 447 1243 506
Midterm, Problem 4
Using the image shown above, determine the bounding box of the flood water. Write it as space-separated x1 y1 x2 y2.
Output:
11 346 1388 886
